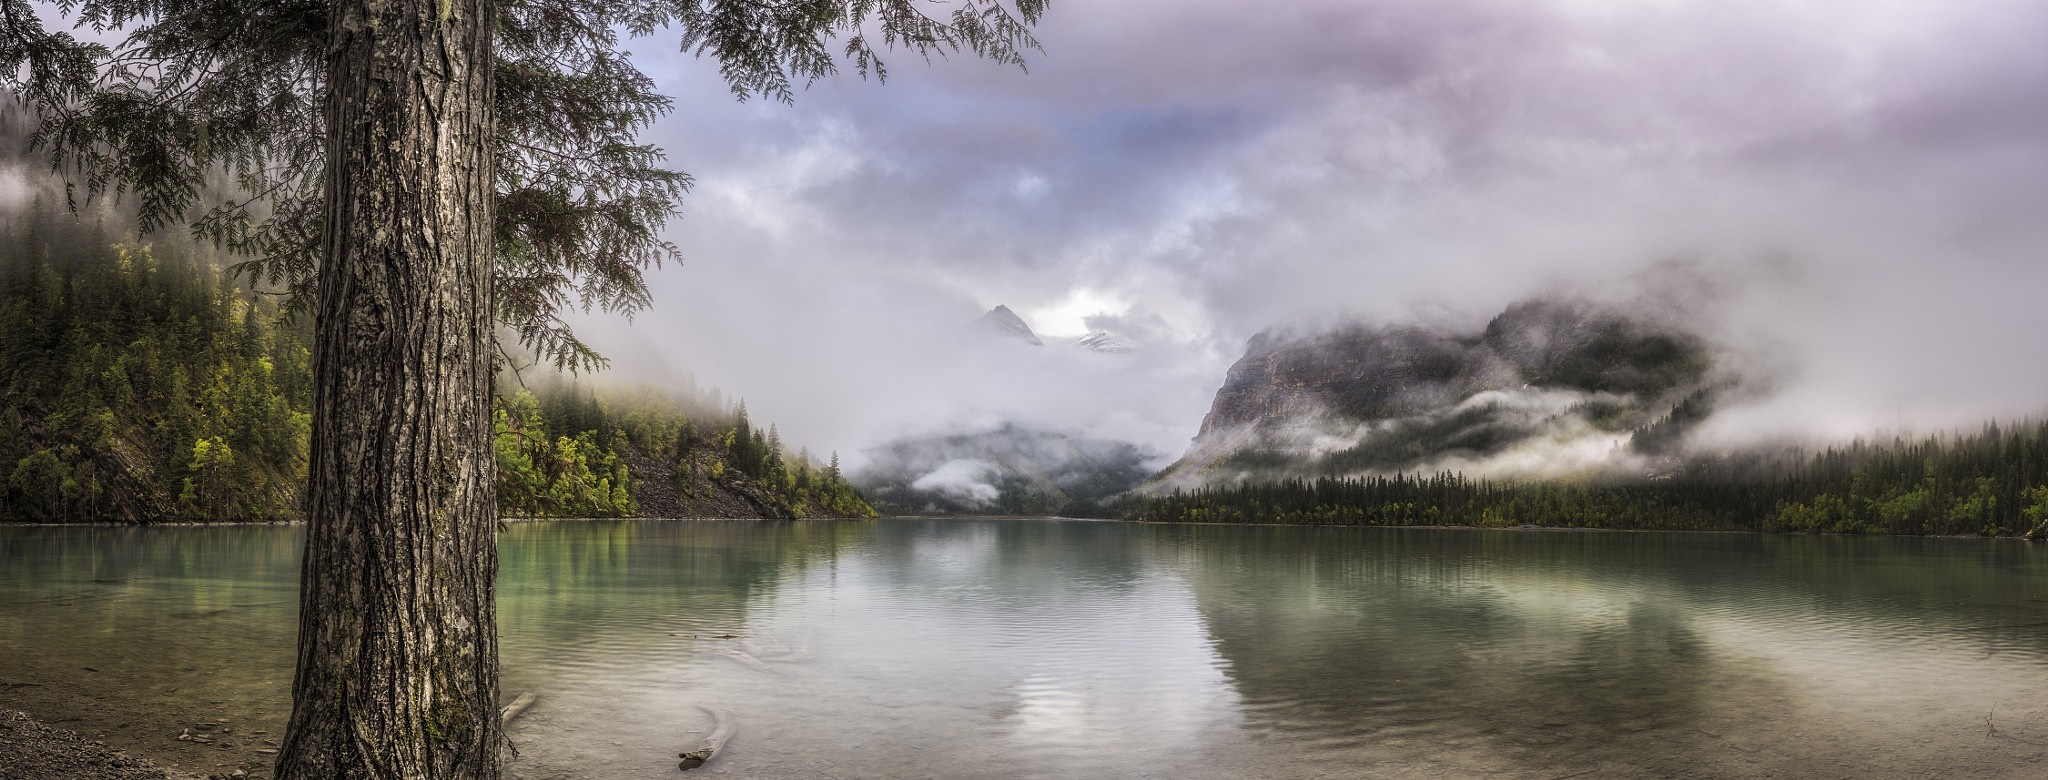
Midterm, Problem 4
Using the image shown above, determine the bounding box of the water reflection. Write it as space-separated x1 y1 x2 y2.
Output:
1 521 2045 779
1158 525 2048 778
640 520 1251 780
495 520 871 778
0 525 302 776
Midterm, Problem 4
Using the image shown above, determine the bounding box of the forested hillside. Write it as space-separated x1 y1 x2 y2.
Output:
493 381 874 520
1121 422 2048 538
0 206 871 522
0 209 311 522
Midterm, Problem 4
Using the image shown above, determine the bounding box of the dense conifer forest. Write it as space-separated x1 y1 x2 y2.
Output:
0 206 872 523
0 208 311 522
1119 422 2048 538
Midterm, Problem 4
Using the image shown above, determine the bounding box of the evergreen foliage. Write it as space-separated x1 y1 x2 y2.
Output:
492 390 638 518
0 205 311 522
493 379 875 518
1125 421 2048 538
0 207 873 521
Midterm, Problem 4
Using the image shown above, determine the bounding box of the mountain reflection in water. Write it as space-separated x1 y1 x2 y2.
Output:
1 520 2043 779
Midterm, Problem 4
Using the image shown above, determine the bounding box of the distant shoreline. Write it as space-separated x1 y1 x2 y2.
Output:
1120 518 2035 542
0 514 870 527
3 515 2033 543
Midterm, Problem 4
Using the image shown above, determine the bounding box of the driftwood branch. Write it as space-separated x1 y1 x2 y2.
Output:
500 692 538 726
678 707 736 771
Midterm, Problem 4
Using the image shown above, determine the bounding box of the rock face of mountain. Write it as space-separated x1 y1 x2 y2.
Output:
973 305 1044 345
1158 298 1719 489
854 425 1155 515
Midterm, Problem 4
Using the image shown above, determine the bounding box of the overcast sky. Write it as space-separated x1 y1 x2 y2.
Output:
574 0 2048 465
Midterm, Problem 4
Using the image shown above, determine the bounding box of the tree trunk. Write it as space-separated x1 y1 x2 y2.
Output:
276 0 501 776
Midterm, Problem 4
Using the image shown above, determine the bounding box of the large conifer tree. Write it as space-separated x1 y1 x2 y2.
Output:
0 1 1045 776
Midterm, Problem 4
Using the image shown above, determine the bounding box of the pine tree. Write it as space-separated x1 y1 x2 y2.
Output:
4 1 1042 773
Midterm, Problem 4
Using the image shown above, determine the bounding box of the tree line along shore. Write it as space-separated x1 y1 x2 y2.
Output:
1103 421 2048 538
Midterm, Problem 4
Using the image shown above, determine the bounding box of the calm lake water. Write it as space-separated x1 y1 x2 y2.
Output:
2 519 2046 778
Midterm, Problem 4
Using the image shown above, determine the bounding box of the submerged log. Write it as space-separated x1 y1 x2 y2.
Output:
711 648 786 677
678 707 736 771
499 692 538 726
740 637 784 657
742 632 812 662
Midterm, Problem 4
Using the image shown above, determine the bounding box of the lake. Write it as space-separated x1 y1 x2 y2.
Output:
2 519 2045 778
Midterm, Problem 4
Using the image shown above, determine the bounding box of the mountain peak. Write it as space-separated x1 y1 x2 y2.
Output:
972 305 1044 346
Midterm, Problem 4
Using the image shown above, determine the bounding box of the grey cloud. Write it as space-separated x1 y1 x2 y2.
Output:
577 0 2048 465
908 459 1003 508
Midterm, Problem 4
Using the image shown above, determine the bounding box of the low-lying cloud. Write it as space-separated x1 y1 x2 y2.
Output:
909 459 1003 508
486 0 2048 465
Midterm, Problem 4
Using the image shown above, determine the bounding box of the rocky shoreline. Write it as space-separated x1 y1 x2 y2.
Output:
0 709 205 780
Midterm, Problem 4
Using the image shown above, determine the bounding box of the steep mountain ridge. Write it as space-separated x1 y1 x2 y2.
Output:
972 305 1044 345
1158 298 1721 490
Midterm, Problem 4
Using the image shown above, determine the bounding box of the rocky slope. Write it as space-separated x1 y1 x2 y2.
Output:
1155 298 1722 489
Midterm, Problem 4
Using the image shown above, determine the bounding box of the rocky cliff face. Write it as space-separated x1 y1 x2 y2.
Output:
1158 298 1719 489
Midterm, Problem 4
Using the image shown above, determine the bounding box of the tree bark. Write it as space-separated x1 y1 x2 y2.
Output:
276 0 501 776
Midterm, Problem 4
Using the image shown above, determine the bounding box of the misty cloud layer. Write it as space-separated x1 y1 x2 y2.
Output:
854 424 1155 513
527 1 2048 463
